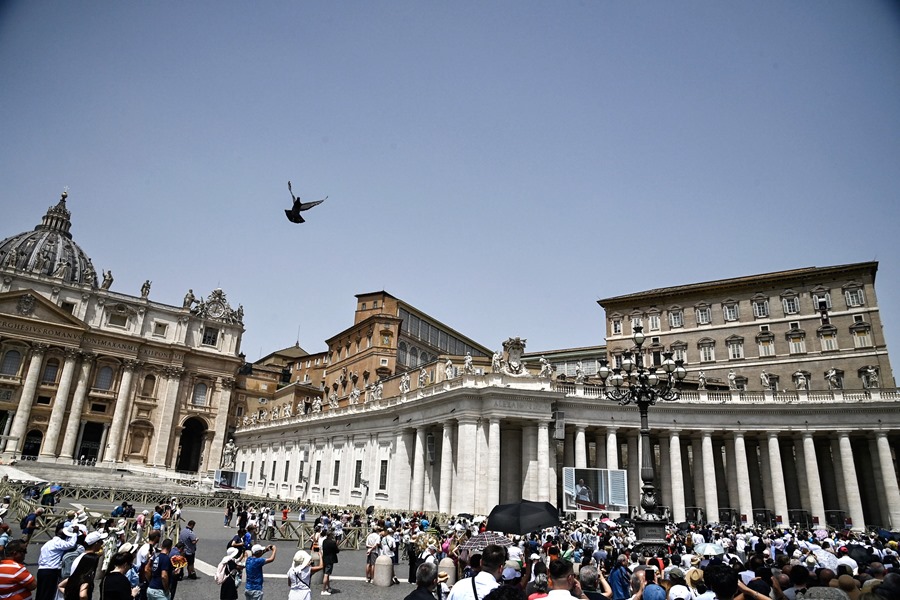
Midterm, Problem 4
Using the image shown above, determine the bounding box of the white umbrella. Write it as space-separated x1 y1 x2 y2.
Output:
695 542 725 556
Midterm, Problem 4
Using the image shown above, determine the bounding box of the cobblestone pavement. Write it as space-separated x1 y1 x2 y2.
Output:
24 500 419 600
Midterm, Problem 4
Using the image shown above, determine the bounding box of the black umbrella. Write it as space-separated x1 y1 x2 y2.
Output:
457 513 475 521
365 505 375 515
486 500 561 535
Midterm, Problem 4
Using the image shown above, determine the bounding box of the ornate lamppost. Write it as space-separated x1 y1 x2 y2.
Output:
597 326 686 553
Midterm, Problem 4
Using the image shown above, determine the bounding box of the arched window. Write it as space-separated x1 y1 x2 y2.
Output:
409 348 419 367
1 350 22 376
398 342 408 365
95 366 114 390
141 374 156 397
42 358 60 383
192 383 208 406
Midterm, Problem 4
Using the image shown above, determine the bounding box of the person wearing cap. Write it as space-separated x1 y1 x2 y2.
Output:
69 529 108 578
288 549 324 600
501 565 523 589
245 543 277 600
35 523 78 600
0 540 36 599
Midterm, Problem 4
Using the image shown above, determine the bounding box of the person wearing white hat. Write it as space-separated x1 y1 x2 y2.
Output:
288 549 324 600
35 523 79 600
245 543 277 600
217 547 244 600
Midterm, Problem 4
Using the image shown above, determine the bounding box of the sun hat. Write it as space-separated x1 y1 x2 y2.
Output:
438 572 449 582
502 567 521 581
292 550 312 569
119 543 136 555
85 531 108 545
251 544 266 554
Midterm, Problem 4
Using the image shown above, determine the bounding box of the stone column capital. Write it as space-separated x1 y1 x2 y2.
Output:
122 359 140 372
79 351 96 363
63 347 81 360
30 342 49 357
220 376 235 390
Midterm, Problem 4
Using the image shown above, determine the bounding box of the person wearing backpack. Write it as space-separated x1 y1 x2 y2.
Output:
36 523 79 600
145 538 174 600
215 547 243 600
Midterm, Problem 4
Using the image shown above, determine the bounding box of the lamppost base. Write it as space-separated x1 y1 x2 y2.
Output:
633 517 668 556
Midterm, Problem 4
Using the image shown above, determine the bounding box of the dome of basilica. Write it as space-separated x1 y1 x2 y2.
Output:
0 191 98 288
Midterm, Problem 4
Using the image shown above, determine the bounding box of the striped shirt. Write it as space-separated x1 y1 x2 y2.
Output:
0 559 35 600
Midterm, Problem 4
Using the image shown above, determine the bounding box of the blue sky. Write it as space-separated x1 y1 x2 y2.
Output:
1 1 899 361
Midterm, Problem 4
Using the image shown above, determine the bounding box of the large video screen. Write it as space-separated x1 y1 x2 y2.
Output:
562 467 628 512
214 470 248 490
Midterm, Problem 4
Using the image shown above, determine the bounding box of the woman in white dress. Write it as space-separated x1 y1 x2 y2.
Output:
288 550 324 600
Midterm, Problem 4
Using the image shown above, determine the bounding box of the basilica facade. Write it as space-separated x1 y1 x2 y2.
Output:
0 192 244 472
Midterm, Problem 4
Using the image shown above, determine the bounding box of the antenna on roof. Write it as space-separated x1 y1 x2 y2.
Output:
296 325 301 347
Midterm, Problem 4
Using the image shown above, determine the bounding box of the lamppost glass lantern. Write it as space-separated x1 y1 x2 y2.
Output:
596 326 686 553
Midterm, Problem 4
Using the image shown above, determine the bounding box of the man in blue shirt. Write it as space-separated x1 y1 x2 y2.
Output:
244 543 277 600
147 538 174 600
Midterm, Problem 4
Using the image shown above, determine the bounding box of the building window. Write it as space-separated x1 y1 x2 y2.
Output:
141 375 156 397
853 328 872 348
0 350 22 376
648 314 661 331
361 303 366 311
398 342 408 365
95 366 114 390
379 460 388 490
611 320 622 335
820 332 838 352
698 340 715 363
0 390 12 401
613 354 623 369
108 313 128 328
60 301 76 314
671 342 687 364
845 288 865 308
90 402 106 413
696 307 711 325
354 460 363 488
41 359 60 384
723 304 739 322
787 332 806 354
271 462 277 480
259 462 265 480
630 316 642 331
298 461 305 483
202 327 219 346
314 461 321 485
757 332 775 357
669 310 683 328
812 292 832 311
283 460 290 482
192 383 208 406
727 340 744 360
753 299 769 318
782 297 800 315
153 322 168 337
332 460 340 487
36 396 51 405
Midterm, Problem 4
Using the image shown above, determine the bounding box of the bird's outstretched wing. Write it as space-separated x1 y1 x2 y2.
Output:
298 196 327 211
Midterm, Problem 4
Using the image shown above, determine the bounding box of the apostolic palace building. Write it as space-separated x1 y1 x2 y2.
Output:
2 191 899 532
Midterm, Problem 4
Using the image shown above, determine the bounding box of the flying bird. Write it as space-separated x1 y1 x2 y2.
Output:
285 181 327 223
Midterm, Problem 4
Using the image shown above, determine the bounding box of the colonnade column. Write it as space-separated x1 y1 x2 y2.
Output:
455 418 478 514
439 422 455 514
691 435 706 514
606 428 619 469
628 431 640 513
487 419 501 510
732 432 754 526
392 430 414 510
669 430 686 523
875 432 900 529
40 349 79 459
522 425 537 500
767 431 790 528
574 426 586 469
537 422 550 502
102 359 138 463
59 353 95 460
801 432 826 527
838 432 866 530
701 431 719 524
6 343 48 455
411 427 427 511
595 431 607 468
